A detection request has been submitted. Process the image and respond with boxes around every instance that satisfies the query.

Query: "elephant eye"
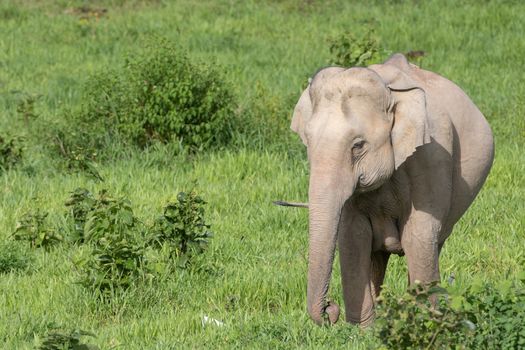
[352,140,366,158]
[352,140,366,150]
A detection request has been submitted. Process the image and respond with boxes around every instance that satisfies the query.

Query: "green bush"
[150,190,213,268]
[375,277,525,349]
[54,37,236,158]
[374,281,473,350]
[15,92,40,128]
[0,134,23,172]
[12,208,63,248]
[67,187,215,293]
[65,188,97,242]
[36,329,99,350]
[71,190,148,293]
[328,27,383,67]
[459,277,525,349]
[0,241,32,274]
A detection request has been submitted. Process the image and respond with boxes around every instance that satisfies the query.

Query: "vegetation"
[150,190,213,267]
[375,277,525,349]
[0,241,32,274]
[0,0,523,349]
[52,37,235,158]
[0,134,23,172]
[36,329,99,350]
[329,27,383,67]
[12,208,63,248]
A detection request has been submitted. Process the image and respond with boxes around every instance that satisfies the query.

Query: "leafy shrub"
[55,37,236,158]
[79,234,147,293]
[16,92,40,127]
[375,277,525,349]
[458,277,525,349]
[65,188,97,242]
[375,281,473,350]
[36,329,99,350]
[0,134,23,172]
[328,27,383,67]
[61,146,103,182]
[12,208,63,248]
[150,191,213,268]
[72,190,148,293]
[0,241,32,274]
[83,190,142,244]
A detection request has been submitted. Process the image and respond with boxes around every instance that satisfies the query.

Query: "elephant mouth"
[355,176,384,194]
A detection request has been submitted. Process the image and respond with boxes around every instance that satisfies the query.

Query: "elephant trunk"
[307,164,355,325]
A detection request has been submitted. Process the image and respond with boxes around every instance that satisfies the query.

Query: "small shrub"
[375,278,525,349]
[78,235,147,293]
[459,277,525,349]
[82,190,143,244]
[150,190,213,268]
[374,281,474,350]
[16,92,40,127]
[0,134,23,172]
[55,37,236,157]
[66,149,103,182]
[328,27,382,67]
[65,188,97,242]
[72,190,148,293]
[12,208,63,248]
[0,241,32,274]
[36,329,99,350]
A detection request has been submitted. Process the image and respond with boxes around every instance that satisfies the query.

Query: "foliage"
[15,92,40,127]
[55,37,236,157]
[83,190,142,244]
[328,27,383,67]
[0,241,32,274]
[150,190,213,268]
[374,281,474,350]
[59,145,103,182]
[12,208,63,248]
[65,188,97,242]
[0,134,23,172]
[458,276,525,349]
[36,329,99,350]
[375,278,525,349]
[72,190,148,293]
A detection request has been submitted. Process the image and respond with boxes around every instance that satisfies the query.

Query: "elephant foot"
[346,308,375,328]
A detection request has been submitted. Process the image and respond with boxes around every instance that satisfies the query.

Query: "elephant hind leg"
[370,251,390,302]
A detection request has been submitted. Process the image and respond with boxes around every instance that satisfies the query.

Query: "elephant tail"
[273,200,309,208]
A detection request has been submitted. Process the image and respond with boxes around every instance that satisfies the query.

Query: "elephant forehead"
[312,69,388,108]
[342,93,389,126]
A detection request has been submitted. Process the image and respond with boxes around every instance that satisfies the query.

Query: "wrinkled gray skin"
[291,54,494,326]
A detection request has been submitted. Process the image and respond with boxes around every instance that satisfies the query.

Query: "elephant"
[290,53,494,326]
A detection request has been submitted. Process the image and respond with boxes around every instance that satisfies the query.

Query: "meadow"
[0,0,524,348]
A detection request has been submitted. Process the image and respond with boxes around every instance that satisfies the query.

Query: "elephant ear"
[370,56,431,169]
[291,85,312,146]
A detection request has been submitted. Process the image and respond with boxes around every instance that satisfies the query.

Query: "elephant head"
[291,54,430,325]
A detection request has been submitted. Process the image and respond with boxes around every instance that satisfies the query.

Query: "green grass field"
[1,0,524,348]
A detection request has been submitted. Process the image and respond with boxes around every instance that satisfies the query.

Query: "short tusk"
[273,200,309,208]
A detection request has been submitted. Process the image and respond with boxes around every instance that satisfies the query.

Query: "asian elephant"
[290,54,494,326]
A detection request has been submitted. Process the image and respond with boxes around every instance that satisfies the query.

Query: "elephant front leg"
[338,207,375,326]
[402,213,441,285]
